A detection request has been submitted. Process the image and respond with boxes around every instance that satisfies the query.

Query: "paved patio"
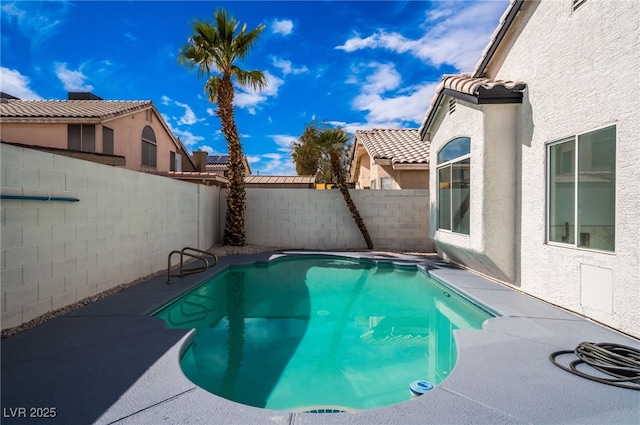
[1,251,639,424]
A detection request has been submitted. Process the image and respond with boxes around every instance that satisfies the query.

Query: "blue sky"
[1,0,508,175]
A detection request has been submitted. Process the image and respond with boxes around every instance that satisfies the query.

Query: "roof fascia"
[392,163,429,170]
[473,0,525,77]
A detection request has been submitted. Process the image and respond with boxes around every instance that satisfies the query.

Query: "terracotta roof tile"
[419,74,526,137]
[245,175,315,185]
[354,129,430,165]
[0,99,152,120]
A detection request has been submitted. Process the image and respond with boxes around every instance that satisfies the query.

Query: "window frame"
[68,124,96,153]
[102,126,114,155]
[545,124,616,253]
[141,125,157,168]
[381,177,394,190]
[436,137,471,235]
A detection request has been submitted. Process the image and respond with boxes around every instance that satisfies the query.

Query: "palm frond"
[231,67,268,91]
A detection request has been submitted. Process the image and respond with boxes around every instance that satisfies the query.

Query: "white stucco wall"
[428,100,518,282]
[490,0,640,337]
[1,143,220,330]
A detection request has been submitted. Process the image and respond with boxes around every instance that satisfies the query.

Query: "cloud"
[270,134,297,153]
[272,19,293,36]
[55,63,94,92]
[335,0,506,71]
[161,95,171,105]
[346,62,438,127]
[1,1,70,51]
[171,127,205,148]
[175,101,200,125]
[271,57,308,76]
[234,71,283,114]
[250,153,296,176]
[0,67,42,100]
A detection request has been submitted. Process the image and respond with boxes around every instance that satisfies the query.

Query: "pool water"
[152,255,493,412]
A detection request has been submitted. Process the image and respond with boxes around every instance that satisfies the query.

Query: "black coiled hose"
[549,341,640,390]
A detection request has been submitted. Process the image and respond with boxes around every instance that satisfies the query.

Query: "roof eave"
[392,163,429,170]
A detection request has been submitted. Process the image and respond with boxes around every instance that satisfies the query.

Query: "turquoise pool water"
[152,255,493,412]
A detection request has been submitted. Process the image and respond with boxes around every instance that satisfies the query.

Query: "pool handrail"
[167,247,218,284]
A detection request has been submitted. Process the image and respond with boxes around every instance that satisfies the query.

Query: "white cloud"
[54,63,94,92]
[271,57,308,76]
[346,62,439,127]
[270,134,297,153]
[175,101,200,125]
[0,67,42,99]
[234,71,283,114]
[198,145,224,155]
[1,1,69,49]
[206,108,215,116]
[250,153,296,176]
[171,128,205,148]
[272,19,293,36]
[335,0,507,71]
[161,95,171,105]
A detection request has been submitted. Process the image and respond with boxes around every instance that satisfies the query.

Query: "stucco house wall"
[424,0,639,338]
[488,0,640,337]
[0,102,195,174]
[429,101,517,282]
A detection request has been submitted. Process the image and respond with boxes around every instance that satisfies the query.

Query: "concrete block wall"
[239,188,432,252]
[1,143,220,329]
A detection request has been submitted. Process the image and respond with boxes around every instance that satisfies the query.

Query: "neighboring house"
[0,92,196,174]
[420,0,639,338]
[350,129,430,189]
[206,154,251,177]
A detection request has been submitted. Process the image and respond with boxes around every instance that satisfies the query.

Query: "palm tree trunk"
[218,75,246,246]
[330,150,374,249]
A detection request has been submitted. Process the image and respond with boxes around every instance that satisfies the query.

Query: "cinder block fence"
[1,143,431,330]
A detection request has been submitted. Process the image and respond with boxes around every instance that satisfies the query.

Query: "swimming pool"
[152,254,494,412]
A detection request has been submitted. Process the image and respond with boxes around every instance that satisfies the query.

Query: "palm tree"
[296,123,374,249]
[178,9,267,246]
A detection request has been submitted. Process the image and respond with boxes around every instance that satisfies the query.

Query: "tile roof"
[354,129,430,166]
[0,99,152,120]
[441,74,526,97]
[245,175,315,185]
[419,74,526,138]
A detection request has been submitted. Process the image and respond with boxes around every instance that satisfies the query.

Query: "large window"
[141,125,157,167]
[68,124,95,152]
[437,137,471,234]
[547,125,615,252]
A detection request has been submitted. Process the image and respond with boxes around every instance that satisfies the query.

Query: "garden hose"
[549,341,640,390]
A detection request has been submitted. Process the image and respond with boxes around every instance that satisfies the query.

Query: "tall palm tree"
[297,123,374,249]
[179,9,267,246]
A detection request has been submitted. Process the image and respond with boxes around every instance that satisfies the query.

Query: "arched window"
[141,125,157,167]
[437,137,471,234]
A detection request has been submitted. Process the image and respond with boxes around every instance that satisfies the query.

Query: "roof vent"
[448,99,456,114]
[68,92,103,100]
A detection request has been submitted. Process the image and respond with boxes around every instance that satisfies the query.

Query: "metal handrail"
[167,247,218,284]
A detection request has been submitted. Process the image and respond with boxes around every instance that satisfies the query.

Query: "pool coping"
[1,251,639,425]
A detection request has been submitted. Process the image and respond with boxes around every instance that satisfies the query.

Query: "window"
[68,124,95,152]
[170,152,182,172]
[381,177,394,190]
[547,125,615,252]
[437,137,471,234]
[371,179,377,190]
[141,125,157,167]
[103,127,114,155]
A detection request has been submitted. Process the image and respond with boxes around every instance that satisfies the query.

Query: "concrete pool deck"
[1,251,639,425]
